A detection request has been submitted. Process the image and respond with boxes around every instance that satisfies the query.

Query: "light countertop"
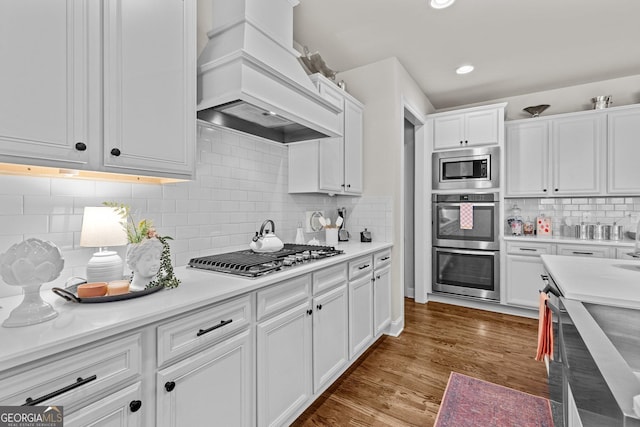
[504,235,635,247]
[0,241,392,372]
[541,255,640,309]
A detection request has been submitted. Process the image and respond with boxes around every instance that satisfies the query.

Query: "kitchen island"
[541,254,640,426]
[0,241,392,427]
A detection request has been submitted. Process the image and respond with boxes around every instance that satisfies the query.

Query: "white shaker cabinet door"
[313,284,349,393]
[433,114,466,149]
[348,274,374,359]
[103,0,196,177]
[373,265,392,336]
[505,121,549,196]
[550,114,604,196]
[257,302,312,427]
[608,107,640,194]
[465,108,499,146]
[156,330,254,427]
[0,0,91,165]
[505,255,547,309]
[343,98,364,194]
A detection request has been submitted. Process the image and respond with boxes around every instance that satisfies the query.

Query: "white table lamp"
[80,207,128,283]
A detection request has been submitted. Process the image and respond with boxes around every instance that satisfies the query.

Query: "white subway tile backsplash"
[0,215,48,235]
[0,196,22,214]
[0,123,392,298]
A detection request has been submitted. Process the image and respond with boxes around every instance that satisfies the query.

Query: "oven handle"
[433,247,498,256]
[540,274,562,298]
[433,202,498,208]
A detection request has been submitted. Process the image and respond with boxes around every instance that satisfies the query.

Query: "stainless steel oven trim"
[432,196,500,251]
[432,246,500,302]
[432,146,500,190]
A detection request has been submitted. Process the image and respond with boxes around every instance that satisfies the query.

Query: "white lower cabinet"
[156,330,253,427]
[257,301,312,427]
[0,247,393,427]
[349,274,374,359]
[312,284,349,393]
[373,264,392,336]
[64,382,143,427]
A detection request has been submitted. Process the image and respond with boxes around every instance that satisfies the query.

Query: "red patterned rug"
[434,372,554,427]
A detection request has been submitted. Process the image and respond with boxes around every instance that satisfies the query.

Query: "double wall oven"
[432,192,500,302]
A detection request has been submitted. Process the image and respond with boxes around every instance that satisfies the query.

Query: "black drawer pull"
[519,248,538,252]
[75,142,87,151]
[165,381,176,392]
[110,148,121,156]
[571,251,594,256]
[380,256,390,261]
[129,400,142,413]
[197,319,233,337]
[22,375,97,406]
[358,264,370,270]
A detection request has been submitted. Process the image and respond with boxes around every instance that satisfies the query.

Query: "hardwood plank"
[293,300,549,426]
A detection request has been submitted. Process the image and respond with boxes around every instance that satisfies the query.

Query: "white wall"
[438,74,640,121]
[336,57,433,324]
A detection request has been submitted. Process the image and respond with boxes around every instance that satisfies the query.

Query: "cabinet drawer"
[0,334,141,409]
[615,247,637,260]
[348,255,373,280]
[313,263,347,295]
[257,274,311,321]
[157,295,251,367]
[506,241,554,256]
[373,249,392,269]
[556,244,612,258]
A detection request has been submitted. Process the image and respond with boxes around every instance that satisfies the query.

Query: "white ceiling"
[293,0,640,110]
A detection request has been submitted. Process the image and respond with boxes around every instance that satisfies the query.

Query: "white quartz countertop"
[0,241,392,371]
[541,254,640,309]
[504,235,635,247]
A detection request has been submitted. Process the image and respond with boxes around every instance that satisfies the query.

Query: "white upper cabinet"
[288,74,363,195]
[505,121,549,197]
[103,0,196,177]
[607,106,640,195]
[0,0,90,166]
[506,113,605,196]
[0,0,196,180]
[431,103,506,150]
[550,114,604,195]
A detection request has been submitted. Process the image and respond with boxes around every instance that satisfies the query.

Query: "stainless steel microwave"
[432,146,500,190]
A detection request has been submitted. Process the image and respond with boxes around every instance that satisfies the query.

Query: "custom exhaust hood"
[197,0,342,143]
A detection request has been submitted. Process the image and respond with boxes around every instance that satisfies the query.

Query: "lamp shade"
[80,207,128,248]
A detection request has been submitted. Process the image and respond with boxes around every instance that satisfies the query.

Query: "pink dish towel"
[535,292,554,362]
[459,203,474,229]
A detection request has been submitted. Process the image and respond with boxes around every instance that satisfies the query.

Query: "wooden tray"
[52,282,164,303]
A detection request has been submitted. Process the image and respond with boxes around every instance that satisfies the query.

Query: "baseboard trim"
[385,315,404,337]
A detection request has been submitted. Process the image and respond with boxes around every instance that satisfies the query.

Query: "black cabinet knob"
[465,140,468,144]
[459,141,463,145]
[306,309,313,315]
[554,188,559,192]
[129,400,142,413]
[543,189,547,192]
[347,184,351,188]
[75,142,87,151]
[165,381,176,392]
[316,304,322,310]
[110,148,121,157]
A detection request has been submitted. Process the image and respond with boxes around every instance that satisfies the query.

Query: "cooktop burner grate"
[188,243,343,277]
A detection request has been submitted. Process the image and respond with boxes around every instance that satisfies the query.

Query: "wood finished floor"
[292,299,549,426]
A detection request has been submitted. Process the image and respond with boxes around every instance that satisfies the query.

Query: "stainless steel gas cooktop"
[187,244,343,278]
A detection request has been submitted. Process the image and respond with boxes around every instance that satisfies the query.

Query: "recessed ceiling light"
[430,0,455,9]
[456,65,474,75]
